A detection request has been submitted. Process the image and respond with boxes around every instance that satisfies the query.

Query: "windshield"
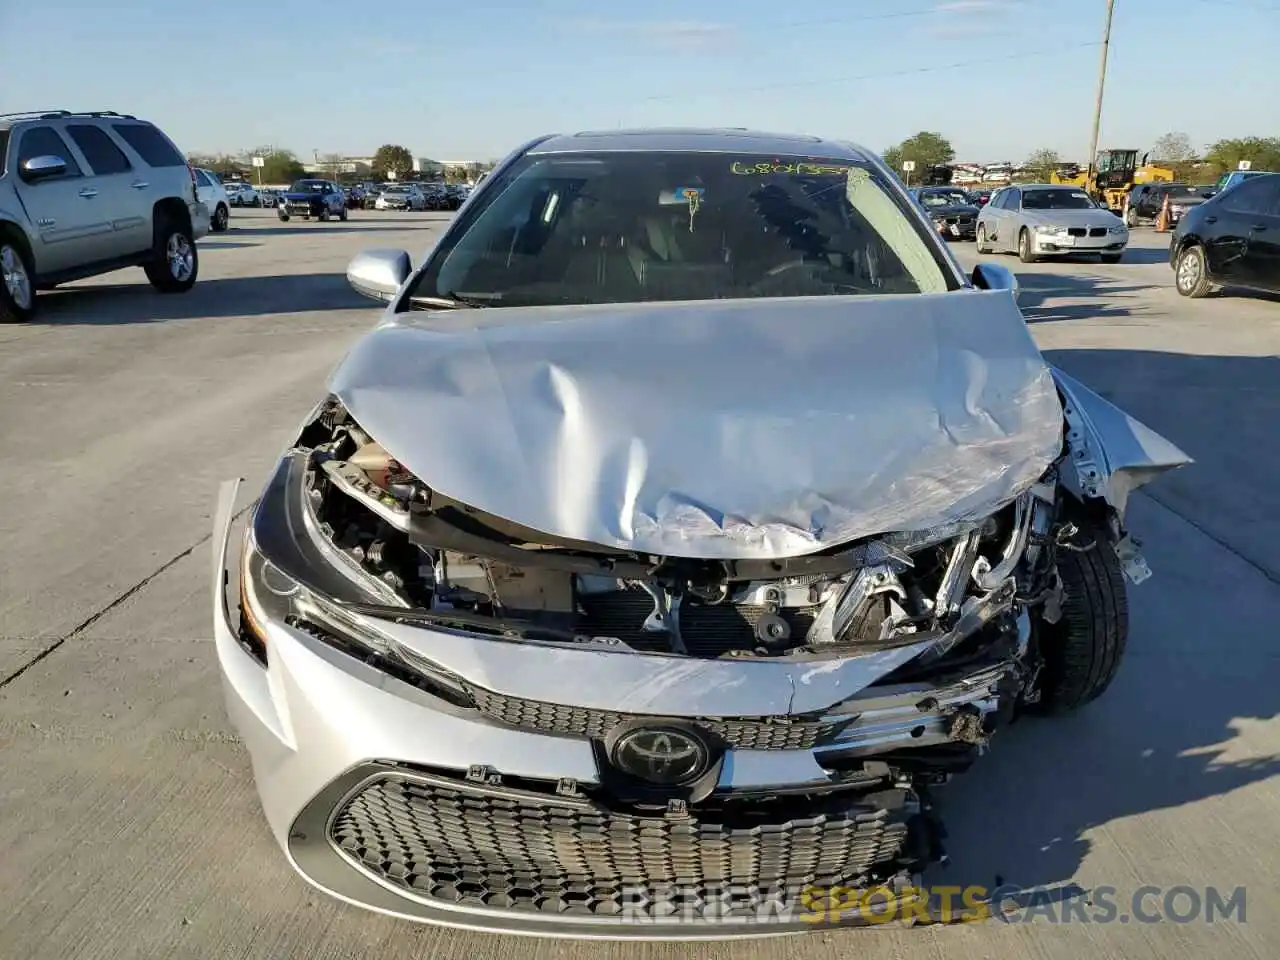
[919,190,969,207]
[291,180,328,192]
[1022,189,1096,210]
[409,151,953,307]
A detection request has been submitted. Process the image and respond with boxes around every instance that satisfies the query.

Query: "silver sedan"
[976,183,1130,263]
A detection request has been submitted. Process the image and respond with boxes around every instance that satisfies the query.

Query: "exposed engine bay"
[291,398,1124,682]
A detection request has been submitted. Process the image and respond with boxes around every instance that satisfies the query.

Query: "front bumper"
[931,218,976,240]
[212,471,1019,938]
[1031,230,1126,255]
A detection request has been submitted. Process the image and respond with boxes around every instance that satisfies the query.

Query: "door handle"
[1204,215,1217,224]
[1251,224,1268,231]
[78,188,98,199]
[130,181,150,190]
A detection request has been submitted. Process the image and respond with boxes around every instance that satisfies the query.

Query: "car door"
[63,122,152,258]
[1204,178,1273,284]
[995,188,1020,251]
[11,125,104,276]
[1238,176,1280,292]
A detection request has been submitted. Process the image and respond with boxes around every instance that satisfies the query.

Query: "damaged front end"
[218,383,1186,935]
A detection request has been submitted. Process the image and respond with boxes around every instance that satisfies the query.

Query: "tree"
[1202,136,1280,178]
[882,131,956,178]
[1024,148,1061,182]
[1150,131,1200,179]
[259,150,305,184]
[372,144,414,179]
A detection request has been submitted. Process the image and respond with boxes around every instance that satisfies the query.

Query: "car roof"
[527,127,875,163]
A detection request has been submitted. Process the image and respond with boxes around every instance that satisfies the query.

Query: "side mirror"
[346,249,412,302]
[21,155,68,182]
[971,263,1020,303]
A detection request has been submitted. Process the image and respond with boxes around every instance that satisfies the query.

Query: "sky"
[1,0,1277,165]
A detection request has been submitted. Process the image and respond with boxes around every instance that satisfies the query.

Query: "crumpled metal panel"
[1050,368,1192,517]
[330,290,1063,560]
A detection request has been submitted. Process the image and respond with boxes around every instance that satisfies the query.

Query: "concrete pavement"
[1,213,1276,959]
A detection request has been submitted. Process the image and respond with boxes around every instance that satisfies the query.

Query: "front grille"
[463,684,843,750]
[1067,227,1087,237]
[1088,227,1107,237]
[578,590,817,658]
[330,770,913,920]
[944,216,973,226]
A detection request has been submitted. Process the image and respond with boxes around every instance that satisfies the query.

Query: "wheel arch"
[0,217,38,274]
[151,198,194,248]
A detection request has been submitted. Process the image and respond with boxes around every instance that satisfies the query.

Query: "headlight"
[1034,224,1067,234]
[1108,225,1127,235]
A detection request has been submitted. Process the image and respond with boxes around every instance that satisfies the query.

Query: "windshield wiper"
[407,291,499,310]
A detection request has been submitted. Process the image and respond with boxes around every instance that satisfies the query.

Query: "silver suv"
[0,110,210,323]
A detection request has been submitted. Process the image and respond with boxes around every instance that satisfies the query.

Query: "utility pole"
[1086,0,1116,179]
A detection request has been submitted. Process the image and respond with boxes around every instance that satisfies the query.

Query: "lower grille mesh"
[331,771,913,920]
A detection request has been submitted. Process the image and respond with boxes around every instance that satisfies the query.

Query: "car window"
[1221,176,1280,214]
[198,169,217,187]
[66,124,132,175]
[111,123,185,167]
[16,126,82,177]
[999,190,1019,210]
[411,151,955,308]
[0,130,9,176]
[1022,189,1095,210]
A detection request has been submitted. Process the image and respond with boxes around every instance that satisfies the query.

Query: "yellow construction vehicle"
[1050,149,1175,210]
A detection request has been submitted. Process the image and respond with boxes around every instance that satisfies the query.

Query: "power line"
[640,41,1102,103]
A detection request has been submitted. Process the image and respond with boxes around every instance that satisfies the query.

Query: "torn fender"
[1051,368,1192,518]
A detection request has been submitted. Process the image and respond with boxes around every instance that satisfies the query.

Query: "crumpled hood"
[329,290,1064,560]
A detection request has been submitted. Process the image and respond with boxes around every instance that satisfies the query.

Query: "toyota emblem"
[611,727,709,785]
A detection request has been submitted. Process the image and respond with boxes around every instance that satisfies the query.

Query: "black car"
[911,186,980,240]
[1126,182,1214,227]
[278,179,348,222]
[1171,173,1280,298]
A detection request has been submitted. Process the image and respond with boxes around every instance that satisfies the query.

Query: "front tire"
[278,211,290,222]
[339,206,348,221]
[1175,243,1213,298]
[212,203,229,233]
[319,207,330,222]
[1125,207,1138,227]
[1018,228,1038,263]
[0,236,37,323]
[143,219,198,293]
[975,223,991,254]
[1030,522,1129,714]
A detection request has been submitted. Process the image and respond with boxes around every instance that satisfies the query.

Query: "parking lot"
[1,208,1278,960]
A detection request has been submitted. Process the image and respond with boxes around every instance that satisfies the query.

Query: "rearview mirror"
[21,155,68,182]
[347,249,412,302]
[971,263,1020,304]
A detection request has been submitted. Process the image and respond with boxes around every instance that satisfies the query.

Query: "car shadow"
[1115,245,1174,265]
[33,272,373,324]
[926,349,1280,908]
[198,240,262,250]
[1014,271,1153,322]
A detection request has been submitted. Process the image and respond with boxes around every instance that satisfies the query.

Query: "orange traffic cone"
[1154,194,1171,233]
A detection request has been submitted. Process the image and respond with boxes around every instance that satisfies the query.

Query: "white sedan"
[976,184,1129,263]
